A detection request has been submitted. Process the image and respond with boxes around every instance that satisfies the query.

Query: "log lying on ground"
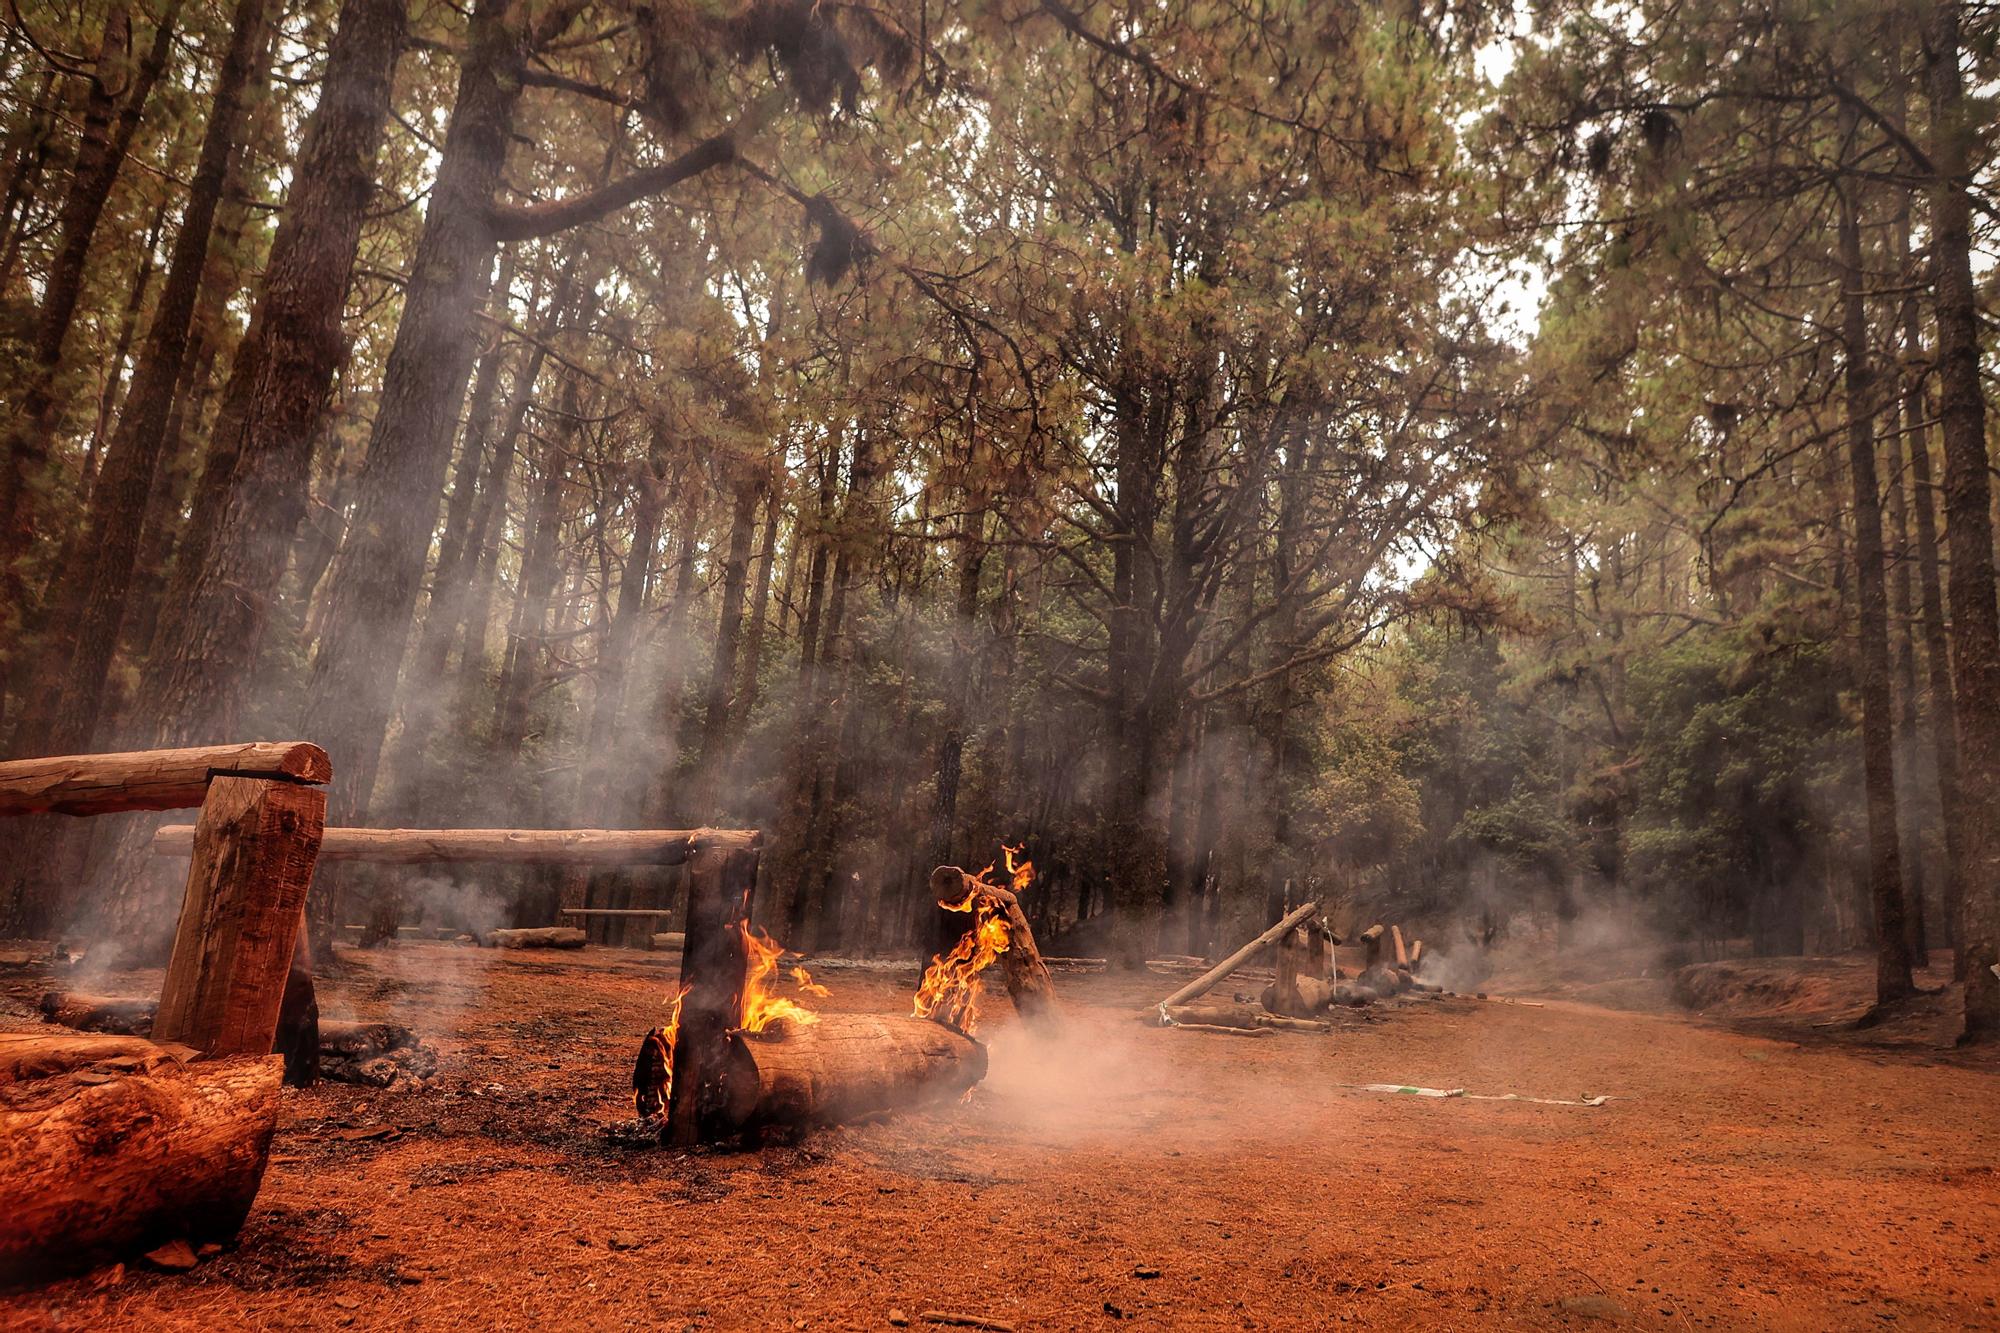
[931,866,1063,1035]
[40,991,157,1034]
[0,1034,281,1278]
[482,926,586,949]
[712,1014,986,1134]
[1155,900,1322,1018]
[0,741,330,817]
[155,824,759,865]
[649,932,686,952]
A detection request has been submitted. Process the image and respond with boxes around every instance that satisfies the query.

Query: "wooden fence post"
[154,777,325,1057]
[667,837,759,1146]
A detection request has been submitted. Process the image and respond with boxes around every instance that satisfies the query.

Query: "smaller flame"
[636,982,689,1120]
[737,923,823,1034]
[914,844,1030,1035]
[790,965,831,998]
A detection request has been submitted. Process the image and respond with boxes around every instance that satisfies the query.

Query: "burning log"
[1155,901,1322,1018]
[482,926,586,949]
[715,1014,986,1133]
[1391,926,1409,968]
[0,1034,281,1278]
[929,861,1062,1035]
[39,991,157,1034]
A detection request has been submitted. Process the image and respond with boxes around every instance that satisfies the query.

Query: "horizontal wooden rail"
[0,742,330,816]
[153,825,759,865]
[559,908,676,917]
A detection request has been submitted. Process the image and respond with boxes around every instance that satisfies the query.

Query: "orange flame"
[913,844,1031,1035]
[637,982,689,1119]
[736,923,823,1034]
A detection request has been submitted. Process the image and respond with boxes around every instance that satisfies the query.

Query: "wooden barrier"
[0,742,330,817]
[153,824,757,865]
[0,744,328,1063]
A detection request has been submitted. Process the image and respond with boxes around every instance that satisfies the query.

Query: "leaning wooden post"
[1154,900,1322,1020]
[667,832,759,1146]
[153,776,326,1058]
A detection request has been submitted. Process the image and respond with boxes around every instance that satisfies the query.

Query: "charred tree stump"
[0,1034,282,1278]
[930,865,1063,1035]
[154,775,324,1058]
[718,1014,986,1133]
[667,837,759,1146]
[273,913,318,1087]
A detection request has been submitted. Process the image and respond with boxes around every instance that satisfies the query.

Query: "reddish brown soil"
[3,944,1997,1330]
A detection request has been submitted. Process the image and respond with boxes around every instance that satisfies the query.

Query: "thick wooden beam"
[0,741,330,816]
[152,824,759,865]
[153,777,324,1058]
[667,841,758,1146]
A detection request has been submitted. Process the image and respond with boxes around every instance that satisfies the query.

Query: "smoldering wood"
[0,740,330,816]
[154,823,760,864]
[1359,924,1386,968]
[930,865,1063,1035]
[39,991,156,1033]
[481,926,585,949]
[1155,900,1322,1017]
[318,1019,435,1086]
[716,1014,987,1133]
[153,775,324,1059]
[1392,925,1409,968]
[0,1035,281,1278]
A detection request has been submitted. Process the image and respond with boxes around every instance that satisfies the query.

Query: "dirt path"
[5,947,1996,1330]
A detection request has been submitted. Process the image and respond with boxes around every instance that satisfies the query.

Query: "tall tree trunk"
[27,0,272,762]
[68,0,408,948]
[1835,139,1915,1005]
[81,201,169,495]
[0,0,183,707]
[1928,0,2000,1038]
[693,471,761,815]
[1903,273,1965,964]
[299,0,526,944]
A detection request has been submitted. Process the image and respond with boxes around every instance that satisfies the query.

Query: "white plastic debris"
[1348,1083,1612,1107]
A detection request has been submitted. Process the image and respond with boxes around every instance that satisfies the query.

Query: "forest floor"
[3,942,1997,1331]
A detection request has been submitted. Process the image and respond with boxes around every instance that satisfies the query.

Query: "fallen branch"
[1156,901,1321,1018]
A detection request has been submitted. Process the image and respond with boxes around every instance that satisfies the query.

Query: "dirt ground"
[3,943,1997,1331]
